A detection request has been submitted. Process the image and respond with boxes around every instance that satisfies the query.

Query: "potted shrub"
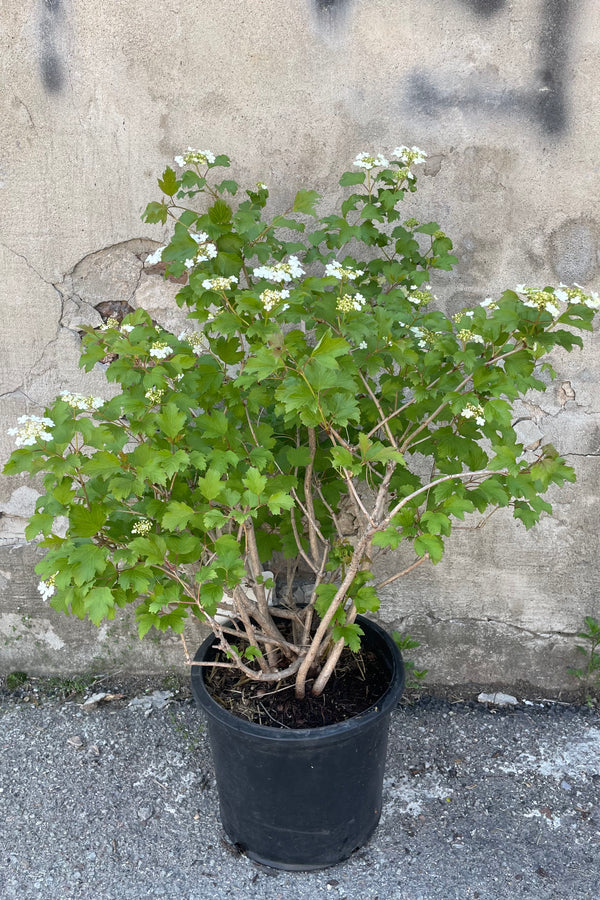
[4,146,599,869]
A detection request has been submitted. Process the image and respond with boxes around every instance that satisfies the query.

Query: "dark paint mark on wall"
[40,0,65,94]
[406,0,573,135]
[456,0,506,16]
[312,0,574,136]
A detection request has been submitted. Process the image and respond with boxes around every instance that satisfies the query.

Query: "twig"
[375,554,430,589]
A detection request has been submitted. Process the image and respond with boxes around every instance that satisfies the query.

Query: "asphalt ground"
[1,682,599,900]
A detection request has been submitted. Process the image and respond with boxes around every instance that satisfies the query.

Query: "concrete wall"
[1,0,599,689]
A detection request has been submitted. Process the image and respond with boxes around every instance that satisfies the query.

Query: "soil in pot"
[205,643,392,728]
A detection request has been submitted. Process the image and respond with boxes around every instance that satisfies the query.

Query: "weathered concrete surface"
[1,1,600,685]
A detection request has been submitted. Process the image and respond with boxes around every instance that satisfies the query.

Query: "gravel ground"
[1,687,599,900]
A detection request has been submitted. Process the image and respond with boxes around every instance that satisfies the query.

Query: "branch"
[383,468,508,528]
[375,554,430,589]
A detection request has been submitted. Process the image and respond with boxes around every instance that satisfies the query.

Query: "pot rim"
[190,614,405,742]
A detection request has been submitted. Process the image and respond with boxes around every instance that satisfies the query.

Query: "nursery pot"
[190,615,405,870]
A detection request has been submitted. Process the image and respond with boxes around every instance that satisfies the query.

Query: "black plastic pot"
[190,615,405,870]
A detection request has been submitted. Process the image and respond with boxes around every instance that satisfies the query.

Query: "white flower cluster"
[353,152,389,171]
[98,319,135,334]
[201,276,238,291]
[406,284,435,306]
[60,391,104,411]
[325,260,365,281]
[38,573,57,602]
[178,330,207,355]
[253,256,304,284]
[515,286,560,317]
[132,518,153,536]
[358,340,368,350]
[259,289,290,313]
[185,232,218,269]
[337,293,366,313]
[393,146,427,166]
[461,402,485,427]
[554,284,600,309]
[146,246,165,266]
[457,329,485,345]
[144,387,165,404]
[174,148,216,167]
[8,415,54,447]
[410,326,428,349]
[149,341,172,359]
[480,297,498,310]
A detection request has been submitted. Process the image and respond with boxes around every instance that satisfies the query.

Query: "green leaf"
[197,469,223,501]
[158,167,179,197]
[266,491,295,514]
[420,511,452,535]
[286,446,312,467]
[84,587,115,626]
[208,199,232,224]
[162,501,195,531]
[156,404,187,440]
[332,623,364,652]
[372,527,401,550]
[330,446,356,470]
[314,583,339,618]
[414,533,444,564]
[293,189,321,216]
[198,581,223,617]
[339,172,366,186]
[69,504,108,538]
[242,468,267,496]
[25,513,55,540]
[142,201,168,225]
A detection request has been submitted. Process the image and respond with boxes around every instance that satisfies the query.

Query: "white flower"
[409,325,436,349]
[253,256,304,284]
[406,286,435,307]
[358,341,368,350]
[174,148,216,167]
[37,573,57,602]
[557,284,600,310]
[99,317,120,331]
[325,260,365,281]
[462,402,485,426]
[201,276,238,291]
[59,392,104,411]
[183,232,219,269]
[457,329,485,345]
[149,341,172,359]
[132,519,153,536]
[256,182,268,190]
[337,293,366,313]
[144,387,165,404]
[145,247,165,266]
[480,297,498,310]
[178,330,207,355]
[259,289,290,313]
[120,323,135,334]
[8,415,54,447]
[517,286,561,316]
[353,152,389,171]
[392,146,427,166]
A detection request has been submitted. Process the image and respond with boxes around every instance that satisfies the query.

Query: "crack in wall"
[398,611,584,641]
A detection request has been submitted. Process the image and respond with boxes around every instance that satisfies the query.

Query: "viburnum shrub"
[5,146,599,699]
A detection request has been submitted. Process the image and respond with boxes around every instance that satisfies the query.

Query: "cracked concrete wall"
[1,0,600,688]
